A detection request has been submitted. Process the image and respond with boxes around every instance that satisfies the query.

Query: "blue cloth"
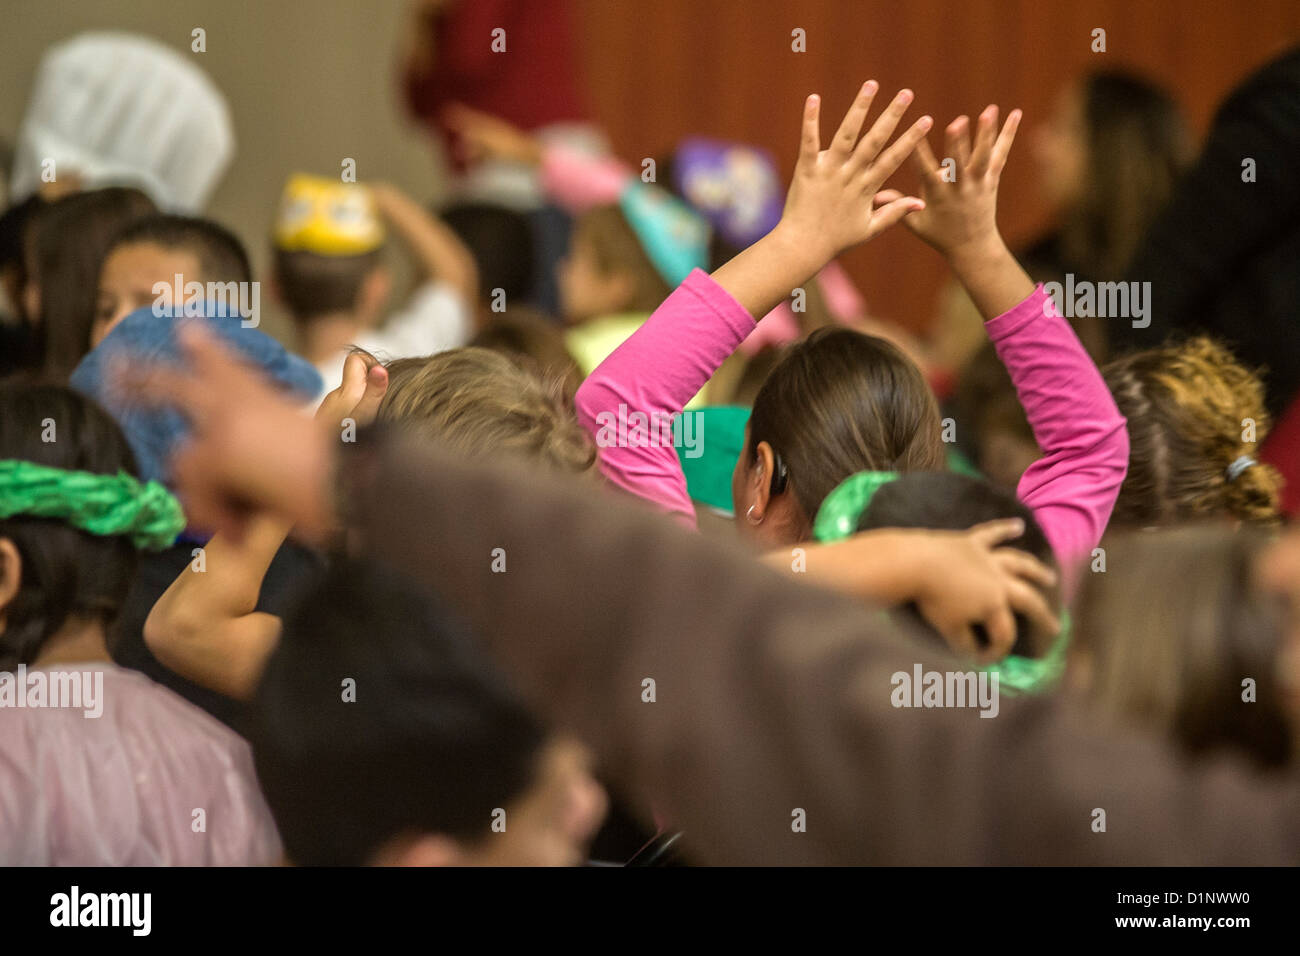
[70,303,321,486]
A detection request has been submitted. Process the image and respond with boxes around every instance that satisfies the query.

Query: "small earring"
[746,504,764,525]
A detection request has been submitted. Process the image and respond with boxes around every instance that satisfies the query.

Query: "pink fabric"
[539,142,629,212]
[576,269,755,527]
[0,663,281,865]
[741,262,868,355]
[987,285,1129,576]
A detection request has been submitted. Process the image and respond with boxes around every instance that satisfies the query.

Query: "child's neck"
[297,311,365,366]
[31,616,112,667]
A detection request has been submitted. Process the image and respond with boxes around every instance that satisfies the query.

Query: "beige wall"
[0,0,444,341]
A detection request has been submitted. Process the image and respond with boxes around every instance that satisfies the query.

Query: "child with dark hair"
[251,555,606,865]
[808,469,1064,679]
[23,187,158,378]
[0,195,45,377]
[577,86,1127,595]
[441,200,537,309]
[93,212,253,346]
[270,175,477,397]
[0,382,279,864]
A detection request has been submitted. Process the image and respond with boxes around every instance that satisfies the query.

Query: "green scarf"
[0,460,185,551]
[813,468,1068,695]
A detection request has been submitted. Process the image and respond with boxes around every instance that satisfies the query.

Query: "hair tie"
[1226,455,1256,482]
[0,460,185,551]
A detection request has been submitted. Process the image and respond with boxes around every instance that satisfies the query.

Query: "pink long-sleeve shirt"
[576,271,1128,574]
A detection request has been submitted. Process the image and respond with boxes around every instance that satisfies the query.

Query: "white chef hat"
[9,31,235,212]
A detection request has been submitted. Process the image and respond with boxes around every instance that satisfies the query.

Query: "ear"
[356,265,392,324]
[266,270,283,306]
[747,441,778,520]
[0,538,23,633]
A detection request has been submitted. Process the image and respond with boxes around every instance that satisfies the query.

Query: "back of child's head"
[747,327,946,524]
[570,205,671,316]
[251,555,547,865]
[856,471,1057,657]
[271,173,386,324]
[26,187,157,377]
[376,347,596,475]
[1104,337,1281,527]
[106,213,252,284]
[469,306,582,400]
[0,382,141,668]
[1074,525,1291,769]
[442,201,535,306]
[272,247,383,322]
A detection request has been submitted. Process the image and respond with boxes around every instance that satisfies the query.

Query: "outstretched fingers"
[945,115,972,172]
[850,88,915,171]
[988,108,1023,178]
[968,105,1000,178]
[862,114,933,190]
[797,94,823,170]
[830,81,880,159]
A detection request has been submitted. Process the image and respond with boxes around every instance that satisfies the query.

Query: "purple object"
[672,138,784,249]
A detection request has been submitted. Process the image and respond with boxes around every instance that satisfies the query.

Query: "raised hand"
[713,82,932,318]
[778,82,933,265]
[876,105,1021,262]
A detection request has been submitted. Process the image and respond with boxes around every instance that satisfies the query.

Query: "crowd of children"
[2,22,1299,867]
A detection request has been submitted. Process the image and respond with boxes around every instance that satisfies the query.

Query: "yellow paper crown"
[273,173,385,256]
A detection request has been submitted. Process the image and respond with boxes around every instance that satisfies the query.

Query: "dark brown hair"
[28,187,157,378]
[1063,71,1193,281]
[747,328,946,525]
[0,382,140,668]
[1104,337,1280,527]
[272,247,383,322]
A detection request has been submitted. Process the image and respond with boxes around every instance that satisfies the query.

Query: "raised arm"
[369,182,478,310]
[885,107,1128,572]
[143,354,388,698]
[578,82,932,519]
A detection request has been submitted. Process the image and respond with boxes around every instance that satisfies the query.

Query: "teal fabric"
[618,180,710,287]
[675,405,750,514]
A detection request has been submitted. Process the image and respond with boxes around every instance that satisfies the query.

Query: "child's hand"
[876,105,1021,264]
[775,82,933,268]
[442,103,544,166]
[317,351,389,429]
[913,519,1059,664]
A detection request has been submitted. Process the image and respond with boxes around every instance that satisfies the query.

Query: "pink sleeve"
[986,285,1129,577]
[815,261,867,324]
[539,143,633,212]
[576,269,756,526]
